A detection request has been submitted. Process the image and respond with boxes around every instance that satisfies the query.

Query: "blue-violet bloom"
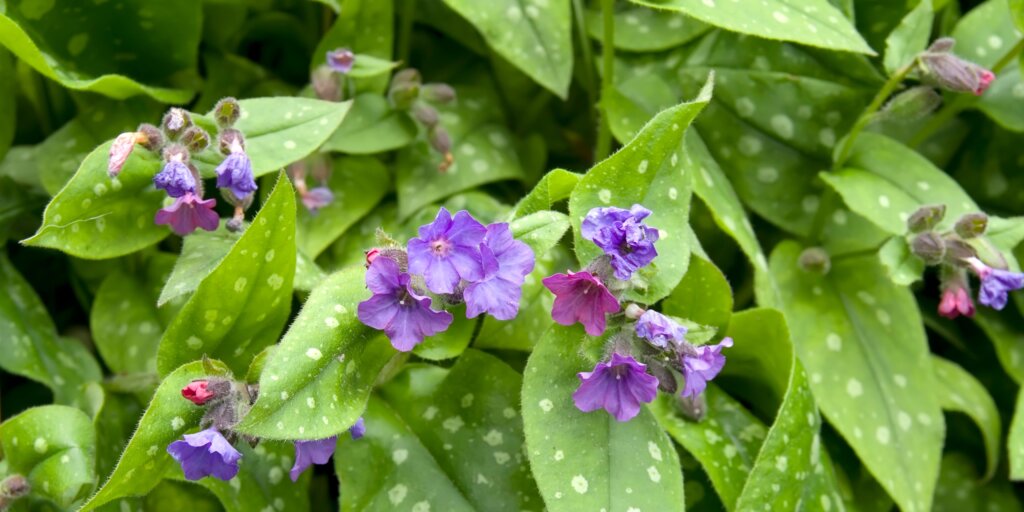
[581,205,660,280]
[327,48,356,74]
[357,256,453,351]
[216,141,257,200]
[349,417,366,440]
[407,207,486,294]
[542,270,620,336]
[154,160,196,198]
[167,428,241,481]
[289,418,365,481]
[680,338,733,398]
[302,186,334,213]
[967,257,1024,310]
[635,310,687,349]
[464,223,535,320]
[573,353,659,422]
[155,193,219,235]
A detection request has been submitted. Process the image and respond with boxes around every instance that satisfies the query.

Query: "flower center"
[430,238,451,256]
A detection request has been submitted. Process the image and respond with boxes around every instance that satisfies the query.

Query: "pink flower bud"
[108,132,140,178]
[365,248,381,266]
[182,380,215,405]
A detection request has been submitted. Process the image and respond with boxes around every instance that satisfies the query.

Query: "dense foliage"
[1,0,1023,510]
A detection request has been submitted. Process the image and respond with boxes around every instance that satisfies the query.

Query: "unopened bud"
[422,83,456,104]
[677,393,707,422]
[162,143,190,163]
[907,204,946,233]
[878,86,942,123]
[366,248,381,266]
[182,380,215,405]
[954,212,988,239]
[412,102,440,127]
[180,126,210,153]
[911,232,946,265]
[648,361,677,394]
[162,107,193,140]
[429,125,452,154]
[918,38,995,96]
[214,97,241,128]
[311,65,340,101]
[388,69,422,110]
[107,132,140,178]
[944,238,978,263]
[218,129,245,156]
[226,217,245,233]
[798,247,831,274]
[0,475,30,498]
[624,303,646,320]
[326,48,356,74]
[136,123,164,152]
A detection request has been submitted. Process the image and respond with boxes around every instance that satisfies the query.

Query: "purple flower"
[464,223,535,320]
[542,271,620,336]
[327,48,356,74]
[155,193,220,235]
[216,150,257,200]
[349,417,366,440]
[154,160,196,198]
[167,428,241,481]
[967,257,1024,310]
[680,338,733,398]
[289,437,336,482]
[635,310,687,349]
[358,256,453,351]
[407,208,486,294]
[301,187,334,213]
[573,353,659,422]
[581,205,660,280]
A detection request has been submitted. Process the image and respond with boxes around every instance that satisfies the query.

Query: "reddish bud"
[182,380,215,405]
[366,248,381,266]
[938,287,975,319]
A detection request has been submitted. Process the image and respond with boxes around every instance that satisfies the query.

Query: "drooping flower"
[680,338,733,398]
[182,380,215,405]
[301,187,334,212]
[357,256,453,351]
[965,257,1024,310]
[327,48,355,74]
[108,132,140,178]
[542,271,620,336]
[215,149,257,200]
[289,417,365,481]
[349,417,366,440]
[464,223,535,320]
[167,428,242,481]
[407,208,486,294]
[573,353,659,422]
[153,160,197,198]
[635,310,687,349]
[938,286,975,319]
[155,193,220,235]
[918,38,996,96]
[581,205,660,280]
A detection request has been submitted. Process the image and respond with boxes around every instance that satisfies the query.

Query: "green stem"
[910,38,1024,147]
[572,0,598,127]
[593,0,615,161]
[832,63,914,170]
[398,0,417,64]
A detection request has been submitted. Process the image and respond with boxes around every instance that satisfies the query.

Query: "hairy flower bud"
[677,393,707,422]
[311,65,340,101]
[182,380,215,405]
[422,83,456,104]
[911,232,946,265]
[162,143,190,164]
[907,204,946,233]
[647,360,678,394]
[108,132,141,178]
[218,129,246,156]
[918,38,995,96]
[798,247,831,274]
[944,238,978,263]
[954,212,988,239]
[162,107,193,140]
[0,475,30,498]
[136,123,164,152]
[214,97,241,128]
[388,69,422,110]
[365,248,381,266]
[412,102,440,127]
[429,125,452,154]
[181,126,211,153]
[878,86,942,123]
[226,217,245,233]
[624,303,646,320]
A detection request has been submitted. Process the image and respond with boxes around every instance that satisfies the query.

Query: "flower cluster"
[388,68,458,171]
[106,98,258,236]
[903,205,1024,318]
[167,378,364,482]
[357,207,535,351]
[543,205,731,422]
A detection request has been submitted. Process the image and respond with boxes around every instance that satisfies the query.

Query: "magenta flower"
[327,48,356,74]
[581,205,660,280]
[464,223,535,320]
[357,256,453,351]
[542,270,620,336]
[289,417,365,481]
[573,353,659,422]
[301,187,334,213]
[635,310,687,349]
[155,193,220,235]
[153,160,196,198]
[407,208,486,294]
[938,286,975,319]
[167,428,241,481]
[680,338,733,398]
[215,149,256,200]
[966,257,1024,310]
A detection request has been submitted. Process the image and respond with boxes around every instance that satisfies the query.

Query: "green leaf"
[507,210,571,256]
[0,405,96,508]
[509,169,581,220]
[442,0,573,98]
[522,325,685,511]
[321,94,417,154]
[0,253,102,405]
[346,54,400,79]
[934,452,1024,511]
[234,266,395,440]
[878,236,925,286]
[396,85,525,218]
[974,309,1024,384]
[883,0,933,75]
[21,141,170,259]
[770,240,944,512]
[312,0,394,95]
[977,63,1024,133]
[0,3,198,102]
[931,356,1001,480]
[79,362,215,511]
[185,442,311,512]
[92,391,144,480]
[629,0,874,54]
[585,5,710,52]
[0,48,14,161]
[297,156,390,258]
[951,0,1023,70]
[156,175,297,376]
[662,255,732,334]
[569,77,712,304]
[1010,389,1024,480]
[412,308,475,361]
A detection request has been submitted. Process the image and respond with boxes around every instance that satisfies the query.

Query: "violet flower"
[327,48,356,74]
[357,256,453,351]
[581,205,660,280]
[155,193,220,235]
[573,353,659,422]
[680,338,733,398]
[407,207,486,294]
[167,428,241,481]
[542,270,620,336]
[301,187,334,213]
[289,417,366,481]
[349,417,366,440]
[464,223,535,320]
[215,143,257,200]
[967,257,1024,310]
[635,310,687,349]
[153,160,196,198]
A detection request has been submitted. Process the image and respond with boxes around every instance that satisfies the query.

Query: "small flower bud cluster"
[356,207,536,352]
[0,474,30,509]
[917,38,995,96]
[288,157,336,214]
[901,204,1023,318]
[310,48,356,102]
[106,99,257,237]
[168,377,365,483]
[387,68,458,172]
[540,205,731,422]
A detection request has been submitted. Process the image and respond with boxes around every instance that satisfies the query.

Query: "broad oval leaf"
[663,255,732,334]
[932,355,1001,480]
[522,325,685,511]
[1010,389,1024,480]
[883,0,933,75]
[585,5,711,52]
[156,175,297,376]
[297,155,390,258]
[322,94,417,154]
[878,236,925,286]
[510,169,581,220]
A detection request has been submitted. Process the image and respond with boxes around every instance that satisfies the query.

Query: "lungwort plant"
[1,0,1024,510]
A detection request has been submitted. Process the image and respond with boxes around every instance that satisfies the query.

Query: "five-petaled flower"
[357,256,453,351]
[407,207,486,294]
[542,270,620,336]
[155,193,220,235]
[573,353,659,422]
[167,428,242,481]
[680,338,733,398]
[582,205,660,280]
[464,223,535,320]
[635,310,687,349]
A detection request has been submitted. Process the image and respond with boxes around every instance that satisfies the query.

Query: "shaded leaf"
[878,236,925,286]
[322,94,416,154]
[297,156,390,258]
[883,0,933,75]
[932,356,1001,480]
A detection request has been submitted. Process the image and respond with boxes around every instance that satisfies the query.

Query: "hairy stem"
[832,63,914,170]
[593,0,615,161]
